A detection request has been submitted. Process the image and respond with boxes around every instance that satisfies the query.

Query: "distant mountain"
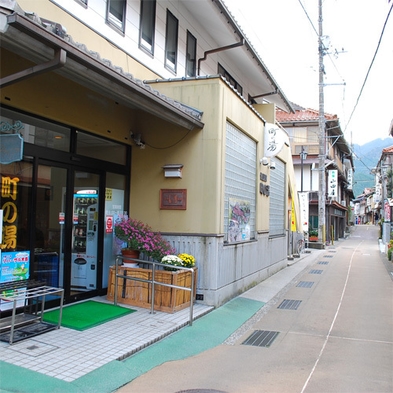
[352,138,393,197]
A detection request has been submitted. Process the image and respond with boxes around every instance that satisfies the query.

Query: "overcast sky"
[223,0,393,146]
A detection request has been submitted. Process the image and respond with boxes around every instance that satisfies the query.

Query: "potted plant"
[308,229,318,242]
[161,253,196,271]
[114,217,174,266]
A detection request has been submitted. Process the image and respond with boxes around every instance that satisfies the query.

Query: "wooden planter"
[107,266,197,313]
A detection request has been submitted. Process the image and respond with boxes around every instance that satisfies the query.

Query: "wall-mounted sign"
[160,189,187,210]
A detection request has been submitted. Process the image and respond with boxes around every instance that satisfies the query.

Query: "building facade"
[0,0,301,308]
[276,105,355,245]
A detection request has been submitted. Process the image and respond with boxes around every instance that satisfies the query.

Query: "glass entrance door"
[33,165,101,299]
[33,165,67,290]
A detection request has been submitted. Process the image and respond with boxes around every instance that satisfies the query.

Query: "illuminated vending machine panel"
[71,191,98,291]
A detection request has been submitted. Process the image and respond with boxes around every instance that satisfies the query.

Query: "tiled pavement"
[0,298,212,382]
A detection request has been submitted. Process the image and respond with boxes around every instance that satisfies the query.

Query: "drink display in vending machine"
[71,190,98,291]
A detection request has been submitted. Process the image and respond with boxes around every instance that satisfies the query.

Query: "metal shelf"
[0,285,64,344]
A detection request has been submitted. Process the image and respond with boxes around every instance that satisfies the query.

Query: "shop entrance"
[1,107,130,308]
[32,164,104,302]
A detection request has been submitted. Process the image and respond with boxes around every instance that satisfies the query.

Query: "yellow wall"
[16,0,158,81]
[131,78,278,234]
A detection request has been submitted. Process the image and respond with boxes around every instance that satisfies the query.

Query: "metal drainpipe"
[0,48,67,88]
[197,39,244,76]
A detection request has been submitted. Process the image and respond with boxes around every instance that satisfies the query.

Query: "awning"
[0,4,204,131]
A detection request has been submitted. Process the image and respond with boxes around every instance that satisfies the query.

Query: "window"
[269,159,286,236]
[186,31,197,77]
[165,10,178,72]
[224,122,256,243]
[139,0,156,54]
[107,0,126,32]
[218,64,243,95]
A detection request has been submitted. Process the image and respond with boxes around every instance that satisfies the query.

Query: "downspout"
[0,48,67,88]
[197,39,244,76]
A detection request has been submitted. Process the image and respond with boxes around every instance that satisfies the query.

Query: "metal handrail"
[113,256,195,326]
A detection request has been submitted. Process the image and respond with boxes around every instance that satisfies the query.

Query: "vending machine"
[71,190,98,291]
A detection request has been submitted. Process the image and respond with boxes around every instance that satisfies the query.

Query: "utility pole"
[318,0,326,245]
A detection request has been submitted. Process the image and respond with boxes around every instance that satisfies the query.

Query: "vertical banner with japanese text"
[298,192,309,233]
[328,170,338,198]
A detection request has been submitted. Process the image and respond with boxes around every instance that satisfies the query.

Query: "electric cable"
[344,2,393,133]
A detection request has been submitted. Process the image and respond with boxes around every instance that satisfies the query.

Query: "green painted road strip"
[0,297,264,393]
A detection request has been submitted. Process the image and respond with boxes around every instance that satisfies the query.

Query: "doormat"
[43,301,136,331]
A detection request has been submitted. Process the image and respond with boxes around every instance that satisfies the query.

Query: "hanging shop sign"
[264,123,286,157]
[328,170,338,198]
[0,121,24,164]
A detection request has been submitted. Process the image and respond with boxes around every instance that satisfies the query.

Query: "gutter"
[1,11,204,130]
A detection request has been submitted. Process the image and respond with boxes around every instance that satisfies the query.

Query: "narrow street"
[119,225,393,393]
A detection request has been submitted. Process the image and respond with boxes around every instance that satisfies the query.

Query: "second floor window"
[186,31,197,77]
[107,0,126,32]
[139,0,156,54]
[165,10,178,73]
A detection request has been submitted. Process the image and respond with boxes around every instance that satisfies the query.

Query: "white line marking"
[300,242,361,393]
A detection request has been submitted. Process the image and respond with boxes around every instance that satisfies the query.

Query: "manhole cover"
[277,299,302,310]
[242,330,279,348]
[297,281,314,288]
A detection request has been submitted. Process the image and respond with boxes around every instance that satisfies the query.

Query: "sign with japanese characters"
[264,123,286,157]
[328,170,338,198]
[298,192,309,233]
[1,175,19,250]
[347,168,353,190]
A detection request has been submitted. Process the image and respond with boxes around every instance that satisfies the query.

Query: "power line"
[344,2,393,133]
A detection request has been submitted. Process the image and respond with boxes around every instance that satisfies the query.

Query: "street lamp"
[300,146,308,192]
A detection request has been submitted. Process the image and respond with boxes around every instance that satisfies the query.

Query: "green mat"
[43,300,135,331]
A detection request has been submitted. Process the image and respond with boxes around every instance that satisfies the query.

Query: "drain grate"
[318,261,329,265]
[324,255,333,258]
[277,299,302,310]
[242,330,279,347]
[297,281,314,288]
[309,269,323,274]
[0,322,57,344]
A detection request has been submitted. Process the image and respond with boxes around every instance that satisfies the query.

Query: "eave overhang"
[0,11,204,131]
[181,0,294,113]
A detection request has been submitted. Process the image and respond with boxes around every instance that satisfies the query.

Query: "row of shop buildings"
[1,0,355,309]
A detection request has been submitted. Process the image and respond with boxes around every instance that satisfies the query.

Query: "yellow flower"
[178,253,196,268]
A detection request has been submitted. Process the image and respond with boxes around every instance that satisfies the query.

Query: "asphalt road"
[117,225,393,393]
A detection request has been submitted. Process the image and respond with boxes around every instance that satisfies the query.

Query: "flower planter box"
[107,266,197,313]
[309,236,318,242]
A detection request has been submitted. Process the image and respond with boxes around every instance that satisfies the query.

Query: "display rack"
[0,285,64,344]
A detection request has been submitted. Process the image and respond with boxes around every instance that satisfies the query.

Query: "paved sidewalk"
[0,247,323,393]
[117,225,393,393]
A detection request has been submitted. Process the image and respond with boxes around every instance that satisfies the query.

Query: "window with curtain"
[186,31,197,77]
[107,0,126,32]
[139,0,156,54]
[165,10,178,72]
[224,122,256,243]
